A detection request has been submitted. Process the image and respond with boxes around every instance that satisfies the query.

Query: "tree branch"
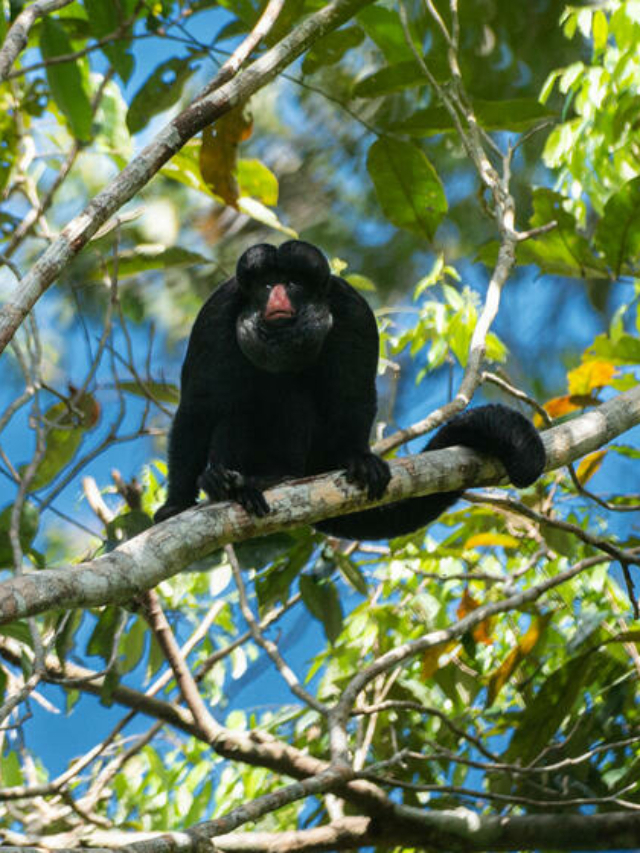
[0,0,75,82]
[0,385,639,624]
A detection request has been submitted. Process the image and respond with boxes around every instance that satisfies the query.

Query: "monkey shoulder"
[327,276,378,333]
[180,278,247,395]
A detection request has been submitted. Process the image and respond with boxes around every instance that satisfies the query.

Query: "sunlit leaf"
[567,359,617,394]
[595,176,640,277]
[237,197,297,236]
[116,380,180,405]
[464,533,520,550]
[237,159,278,206]
[541,394,598,420]
[345,273,376,292]
[576,450,607,485]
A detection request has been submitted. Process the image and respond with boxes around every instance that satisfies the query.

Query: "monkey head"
[235,240,334,373]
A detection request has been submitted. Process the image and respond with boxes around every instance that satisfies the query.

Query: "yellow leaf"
[464,532,519,550]
[567,360,617,395]
[457,589,493,645]
[543,395,581,418]
[576,450,607,485]
[540,393,598,422]
[421,640,456,679]
[486,614,552,705]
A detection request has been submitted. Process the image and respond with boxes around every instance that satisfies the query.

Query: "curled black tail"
[315,404,545,541]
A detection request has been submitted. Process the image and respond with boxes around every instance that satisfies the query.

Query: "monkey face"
[235,241,334,373]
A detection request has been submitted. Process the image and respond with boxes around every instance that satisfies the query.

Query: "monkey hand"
[345,451,391,501]
[198,463,271,518]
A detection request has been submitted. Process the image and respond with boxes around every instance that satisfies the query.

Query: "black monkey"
[154,240,545,539]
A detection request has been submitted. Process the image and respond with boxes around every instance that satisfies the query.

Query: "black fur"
[155,241,545,539]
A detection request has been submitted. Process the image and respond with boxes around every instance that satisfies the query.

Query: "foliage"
[0,0,639,850]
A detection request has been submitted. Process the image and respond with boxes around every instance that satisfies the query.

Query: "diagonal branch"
[0,0,75,82]
[0,384,638,625]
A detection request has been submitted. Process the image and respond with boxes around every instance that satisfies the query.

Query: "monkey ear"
[236,243,278,290]
[277,240,330,288]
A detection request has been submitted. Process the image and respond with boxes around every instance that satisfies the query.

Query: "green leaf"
[592,9,608,52]
[94,77,133,161]
[100,666,120,707]
[353,60,432,98]
[40,17,92,141]
[25,392,100,491]
[233,533,298,571]
[479,189,609,279]
[0,502,39,567]
[83,0,134,81]
[392,98,556,136]
[299,575,343,644]
[302,26,364,74]
[588,332,640,365]
[161,141,210,194]
[126,56,197,134]
[117,380,180,405]
[336,556,368,595]
[237,197,297,237]
[0,620,34,648]
[0,95,18,194]
[367,137,447,241]
[357,6,414,63]
[105,511,153,550]
[87,606,124,662]
[595,176,640,277]
[345,273,376,292]
[0,750,22,787]
[119,616,146,673]
[237,158,279,206]
[103,245,211,278]
[504,653,606,765]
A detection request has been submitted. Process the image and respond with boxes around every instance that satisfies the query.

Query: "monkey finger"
[238,486,270,517]
[346,452,391,500]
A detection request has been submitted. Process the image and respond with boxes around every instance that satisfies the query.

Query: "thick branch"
[4,807,640,851]
[0,0,375,355]
[0,385,639,625]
